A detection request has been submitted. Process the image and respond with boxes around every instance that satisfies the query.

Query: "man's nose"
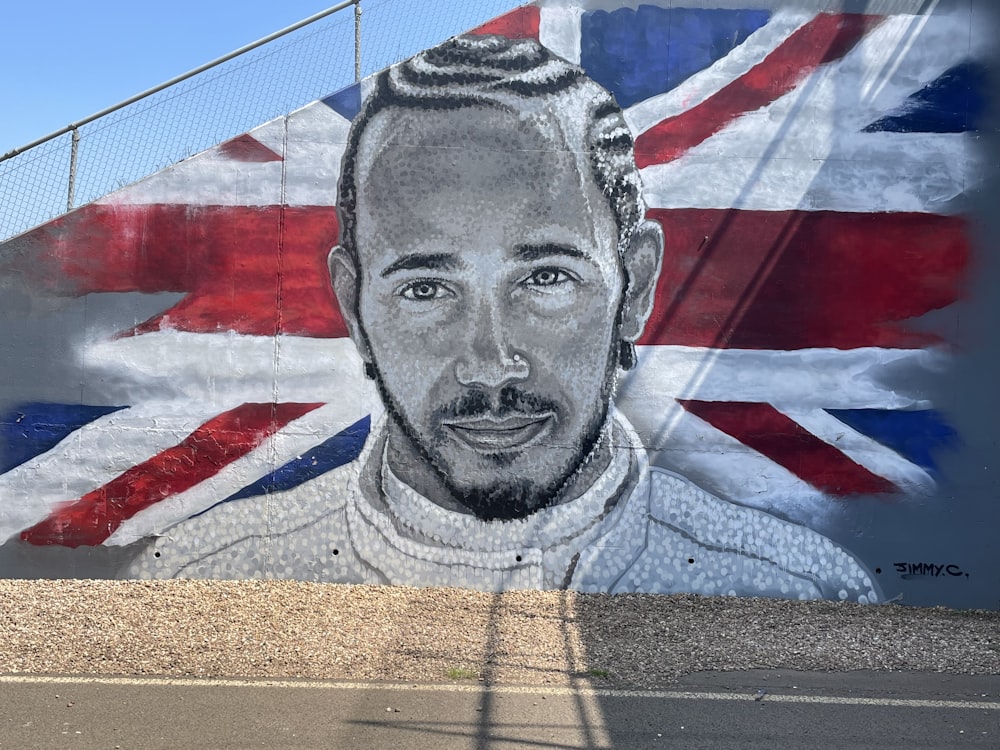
[454,299,529,389]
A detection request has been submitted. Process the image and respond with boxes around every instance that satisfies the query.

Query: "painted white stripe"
[82,332,376,405]
[0,334,380,543]
[100,118,288,208]
[0,396,376,547]
[106,399,383,546]
[2,675,997,710]
[622,346,943,410]
[0,403,233,543]
[624,10,813,135]
[624,400,835,527]
[247,116,287,157]
[283,99,352,207]
[98,101,351,208]
[5,338,937,541]
[84,338,941,414]
[619,346,944,521]
[640,133,973,213]
[638,13,983,213]
[84,333,382,542]
[98,152,286,208]
[777,407,935,493]
[539,4,584,64]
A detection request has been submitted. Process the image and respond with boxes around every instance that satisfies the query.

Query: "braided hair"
[336,34,645,265]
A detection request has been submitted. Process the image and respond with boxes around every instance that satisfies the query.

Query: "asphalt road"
[1,670,997,749]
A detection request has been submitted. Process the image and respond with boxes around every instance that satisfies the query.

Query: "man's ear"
[618,219,664,342]
[328,245,372,363]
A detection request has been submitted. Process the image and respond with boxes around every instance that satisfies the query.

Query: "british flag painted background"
[0,0,997,607]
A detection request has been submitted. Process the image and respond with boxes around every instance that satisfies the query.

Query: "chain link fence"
[0,0,519,242]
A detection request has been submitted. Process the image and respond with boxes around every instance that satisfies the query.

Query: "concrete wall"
[1,0,997,609]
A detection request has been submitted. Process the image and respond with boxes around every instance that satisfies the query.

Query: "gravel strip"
[1,580,998,689]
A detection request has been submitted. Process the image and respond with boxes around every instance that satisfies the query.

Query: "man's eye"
[524,268,572,287]
[398,280,451,300]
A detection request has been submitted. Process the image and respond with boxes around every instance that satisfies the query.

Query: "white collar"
[350,409,647,556]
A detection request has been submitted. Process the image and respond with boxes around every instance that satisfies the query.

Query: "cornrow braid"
[337,34,646,266]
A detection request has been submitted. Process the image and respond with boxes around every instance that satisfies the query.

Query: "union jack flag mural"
[0,2,995,607]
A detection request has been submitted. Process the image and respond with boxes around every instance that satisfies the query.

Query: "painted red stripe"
[20,402,323,547]
[641,209,969,350]
[471,6,541,39]
[2,203,347,338]
[5,204,969,349]
[635,14,882,168]
[678,400,898,496]
[218,134,283,163]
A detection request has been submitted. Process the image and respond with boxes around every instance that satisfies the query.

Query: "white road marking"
[2,674,997,710]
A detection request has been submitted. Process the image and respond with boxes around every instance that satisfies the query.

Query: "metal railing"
[0,0,517,242]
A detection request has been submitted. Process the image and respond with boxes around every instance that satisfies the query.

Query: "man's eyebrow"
[380,252,462,277]
[514,243,592,263]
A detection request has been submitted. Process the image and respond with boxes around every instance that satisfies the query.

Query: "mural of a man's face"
[332,104,661,520]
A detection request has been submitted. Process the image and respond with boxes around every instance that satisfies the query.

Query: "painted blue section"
[862,61,989,133]
[580,7,770,109]
[826,409,959,473]
[322,84,362,120]
[218,415,371,506]
[0,403,126,474]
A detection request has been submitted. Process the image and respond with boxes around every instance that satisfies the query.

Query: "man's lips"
[442,413,554,452]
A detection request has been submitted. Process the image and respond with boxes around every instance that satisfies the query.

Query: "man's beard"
[371,373,616,522]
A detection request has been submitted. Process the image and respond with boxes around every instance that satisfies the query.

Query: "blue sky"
[0,1,348,155]
[0,0,514,238]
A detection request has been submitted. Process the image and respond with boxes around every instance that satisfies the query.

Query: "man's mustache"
[438,386,559,420]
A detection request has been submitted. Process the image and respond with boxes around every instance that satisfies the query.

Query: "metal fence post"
[354,0,362,83]
[67,128,80,212]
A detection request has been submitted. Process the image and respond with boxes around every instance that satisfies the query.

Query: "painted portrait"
[1,2,996,608]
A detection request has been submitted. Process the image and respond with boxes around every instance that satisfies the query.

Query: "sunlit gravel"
[1,580,997,689]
